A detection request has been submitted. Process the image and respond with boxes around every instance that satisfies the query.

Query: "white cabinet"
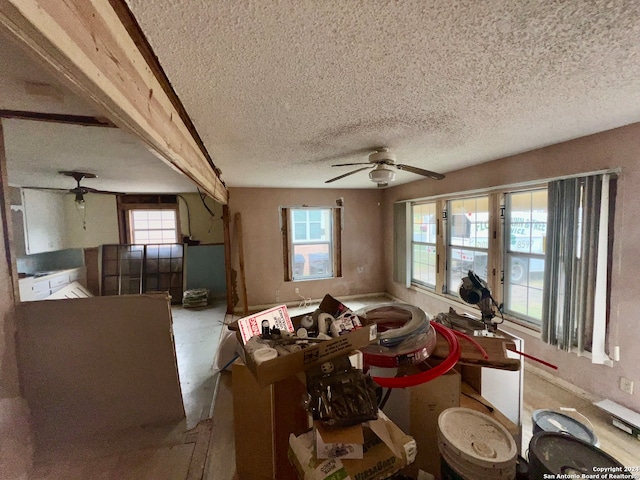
[19,268,87,302]
[21,189,66,254]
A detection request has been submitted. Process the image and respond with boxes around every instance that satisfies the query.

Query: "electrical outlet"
[620,377,634,395]
[275,289,279,301]
[295,287,300,294]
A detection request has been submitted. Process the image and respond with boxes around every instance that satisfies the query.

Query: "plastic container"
[532,409,599,446]
[438,407,517,480]
[528,431,626,478]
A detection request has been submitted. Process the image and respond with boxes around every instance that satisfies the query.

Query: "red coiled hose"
[372,321,461,388]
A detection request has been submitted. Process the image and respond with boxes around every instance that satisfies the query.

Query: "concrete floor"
[171,302,228,429]
[27,295,640,478]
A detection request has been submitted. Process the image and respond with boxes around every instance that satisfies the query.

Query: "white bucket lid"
[438,407,517,469]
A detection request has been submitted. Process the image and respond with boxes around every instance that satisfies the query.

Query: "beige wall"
[381,122,640,412]
[64,194,120,249]
[178,192,224,244]
[228,188,385,308]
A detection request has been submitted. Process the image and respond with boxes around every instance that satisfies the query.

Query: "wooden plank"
[185,419,213,480]
[0,0,227,204]
[432,332,521,371]
[234,212,248,315]
[0,120,20,303]
[223,205,234,314]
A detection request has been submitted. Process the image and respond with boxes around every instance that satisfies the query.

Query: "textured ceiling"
[3,119,199,194]
[126,0,640,189]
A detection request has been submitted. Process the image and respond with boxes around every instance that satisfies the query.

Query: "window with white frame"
[281,207,342,281]
[129,209,178,244]
[503,189,547,325]
[446,196,489,294]
[411,202,438,288]
[401,173,616,360]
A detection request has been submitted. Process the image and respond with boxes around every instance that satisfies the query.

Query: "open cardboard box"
[289,410,416,480]
[230,294,378,387]
[314,421,365,459]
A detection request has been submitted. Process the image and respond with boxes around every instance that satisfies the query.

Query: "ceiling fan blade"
[21,186,69,192]
[82,187,125,195]
[331,162,371,167]
[395,164,445,180]
[325,166,373,183]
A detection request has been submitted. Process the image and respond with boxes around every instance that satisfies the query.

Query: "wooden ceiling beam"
[0,0,228,204]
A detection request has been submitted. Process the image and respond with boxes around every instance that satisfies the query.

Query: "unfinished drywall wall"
[382,122,640,412]
[0,124,33,478]
[178,192,224,244]
[227,188,385,308]
[16,294,185,443]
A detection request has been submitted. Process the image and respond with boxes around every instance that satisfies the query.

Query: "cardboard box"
[380,368,460,478]
[289,411,417,480]
[314,421,364,459]
[234,295,378,387]
[232,361,309,480]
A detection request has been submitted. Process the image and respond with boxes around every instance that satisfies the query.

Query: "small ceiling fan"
[25,171,125,208]
[60,171,125,207]
[325,147,445,188]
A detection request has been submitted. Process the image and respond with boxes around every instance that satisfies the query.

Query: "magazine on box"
[237,304,295,344]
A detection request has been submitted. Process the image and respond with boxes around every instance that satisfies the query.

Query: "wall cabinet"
[18,267,87,302]
[20,189,66,254]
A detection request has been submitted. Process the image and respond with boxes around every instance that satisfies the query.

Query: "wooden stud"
[234,212,248,316]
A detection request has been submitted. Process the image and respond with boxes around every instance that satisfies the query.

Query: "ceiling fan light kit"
[369,164,396,184]
[325,147,445,187]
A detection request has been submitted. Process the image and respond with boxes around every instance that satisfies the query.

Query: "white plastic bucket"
[438,407,517,480]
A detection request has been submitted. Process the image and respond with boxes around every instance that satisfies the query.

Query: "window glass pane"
[130,209,177,245]
[288,208,335,280]
[309,222,322,239]
[308,210,321,222]
[411,202,438,288]
[294,223,306,241]
[504,189,547,324]
[292,243,332,279]
[413,203,437,243]
[447,197,489,293]
[412,244,437,286]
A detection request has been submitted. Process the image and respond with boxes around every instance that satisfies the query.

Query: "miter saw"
[458,270,504,336]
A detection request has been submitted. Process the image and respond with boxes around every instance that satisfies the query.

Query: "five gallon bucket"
[532,409,599,446]
[438,407,517,480]
[529,431,627,478]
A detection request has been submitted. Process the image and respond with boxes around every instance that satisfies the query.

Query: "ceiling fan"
[25,171,125,209]
[325,147,445,188]
[60,171,125,208]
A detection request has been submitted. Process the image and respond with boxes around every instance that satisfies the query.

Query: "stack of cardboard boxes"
[230,295,515,480]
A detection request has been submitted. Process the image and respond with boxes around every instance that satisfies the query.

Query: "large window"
[403,173,615,352]
[411,202,437,288]
[446,196,489,294]
[504,189,547,324]
[281,207,342,281]
[129,209,178,244]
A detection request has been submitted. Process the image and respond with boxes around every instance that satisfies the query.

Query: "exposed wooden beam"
[0,109,116,127]
[0,0,228,204]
